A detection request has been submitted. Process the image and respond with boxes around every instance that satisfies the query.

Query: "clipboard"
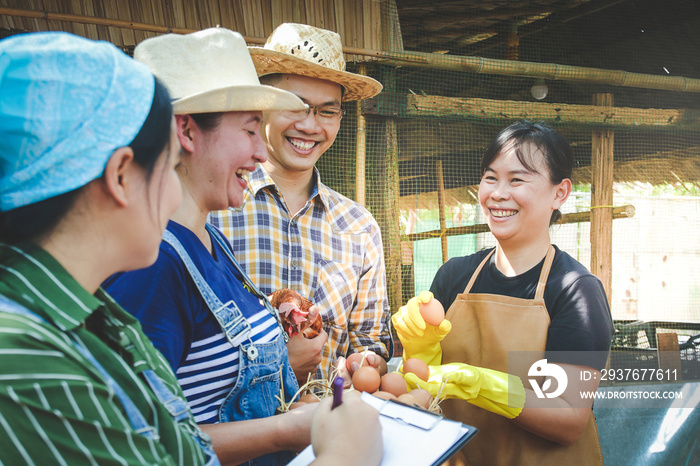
[288,392,478,466]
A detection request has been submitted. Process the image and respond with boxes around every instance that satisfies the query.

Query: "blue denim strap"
[0,294,157,439]
[205,224,287,343]
[0,294,221,465]
[69,337,161,440]
[141,369,220,465]
[142,370,190,421]
[162,229,256,352]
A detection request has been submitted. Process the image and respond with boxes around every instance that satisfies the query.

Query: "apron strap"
[534,245,556,300]
[463,245,556,298]
[463,249,496,294]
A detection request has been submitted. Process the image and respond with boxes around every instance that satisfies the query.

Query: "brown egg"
[380,372,408,397]
[397,393,421,407]
[299,393,321,403]
[346,352,369,372]
[408,388,433,409]
[352,366,381,393]
[403,358,430,382]
[419,298,445,326]
[372,390,398,401]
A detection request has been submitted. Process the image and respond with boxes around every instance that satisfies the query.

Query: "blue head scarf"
[0,32,155,211]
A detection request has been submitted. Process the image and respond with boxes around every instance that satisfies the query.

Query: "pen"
[331,376,344,410]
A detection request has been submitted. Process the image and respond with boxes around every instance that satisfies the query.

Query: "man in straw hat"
[209,23,392,382]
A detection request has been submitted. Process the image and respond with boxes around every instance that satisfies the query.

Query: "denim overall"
[0,294,220,466]
[162,224,299,466]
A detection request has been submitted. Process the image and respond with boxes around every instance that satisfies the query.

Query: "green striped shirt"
[0,242,210,465]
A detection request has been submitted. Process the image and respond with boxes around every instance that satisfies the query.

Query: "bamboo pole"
[0,7,198,35]
[590,93,615,304]
[5,6,700,93]
[380,0,405,319]
[355,64,367,206]
[403,95,696,128]
[436,160,448,263]
[385,119,403,312]
[406,205,635,242]
[370,50,700,94]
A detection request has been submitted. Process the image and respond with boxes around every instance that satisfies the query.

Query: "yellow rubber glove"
[391,291,452,366]
[403,362,526,419]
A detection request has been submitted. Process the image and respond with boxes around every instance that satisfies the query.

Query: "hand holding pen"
[331,376,344,410]
[310,381,383,465]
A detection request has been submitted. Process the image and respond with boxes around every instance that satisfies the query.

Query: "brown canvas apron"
[440,246,603,466]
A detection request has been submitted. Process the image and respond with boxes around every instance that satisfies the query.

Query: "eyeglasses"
[281,105,346,123]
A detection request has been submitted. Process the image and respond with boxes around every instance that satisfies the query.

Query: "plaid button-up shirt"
[209,165,392,378]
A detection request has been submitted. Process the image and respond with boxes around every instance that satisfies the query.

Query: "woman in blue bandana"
[0,31,216,465]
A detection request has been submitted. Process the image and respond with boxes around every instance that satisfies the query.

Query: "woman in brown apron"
[394,121,614,465]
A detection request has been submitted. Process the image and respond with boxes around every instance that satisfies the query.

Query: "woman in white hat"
[102,28,373,465]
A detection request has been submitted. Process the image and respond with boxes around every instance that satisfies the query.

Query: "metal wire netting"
[316,0,700,380]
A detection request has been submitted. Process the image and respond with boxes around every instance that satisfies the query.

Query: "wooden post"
[380,0,405,321]
[591,93,614,303]
[385,119,403,313]
[436,160,448,263]
[657,333,682,378]
[355,64,367,207]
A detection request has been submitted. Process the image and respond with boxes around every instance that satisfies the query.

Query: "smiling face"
[478,141,570,248]
[181,111,267,211]
[262,74,342,174]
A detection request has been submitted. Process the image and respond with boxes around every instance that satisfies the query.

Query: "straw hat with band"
[134,27,306,115]
[248,23,383,102]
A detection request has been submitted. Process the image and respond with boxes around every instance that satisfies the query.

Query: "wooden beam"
[590,93,614,304]
[657,333,682,377]
[406,205,635,242]
[381,1,407,324]
[391,94,697,129]
[385,119,403,312]
[355,64,367,207]
[381,0,404,53]
[436,160,448,263]
[0,6,196,35]
[7,6,700,93]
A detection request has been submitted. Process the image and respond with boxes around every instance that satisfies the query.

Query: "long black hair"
[481,120,573,224]
[0,78,173,244]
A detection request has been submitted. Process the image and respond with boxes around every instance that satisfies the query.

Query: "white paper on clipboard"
[288,392,476,466]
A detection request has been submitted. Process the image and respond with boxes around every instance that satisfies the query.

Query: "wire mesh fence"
[3,0,699,381]
[317,0,700,381]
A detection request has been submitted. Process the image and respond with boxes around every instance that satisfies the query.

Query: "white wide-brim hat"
[249,23,383,102]
[134,27,306,115]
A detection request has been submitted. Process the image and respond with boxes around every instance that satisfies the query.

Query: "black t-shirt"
[430,246,614,370]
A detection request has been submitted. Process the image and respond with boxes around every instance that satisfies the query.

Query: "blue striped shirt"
[104,221,283,424]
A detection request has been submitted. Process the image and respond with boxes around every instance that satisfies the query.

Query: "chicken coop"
[3,1,700,461]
